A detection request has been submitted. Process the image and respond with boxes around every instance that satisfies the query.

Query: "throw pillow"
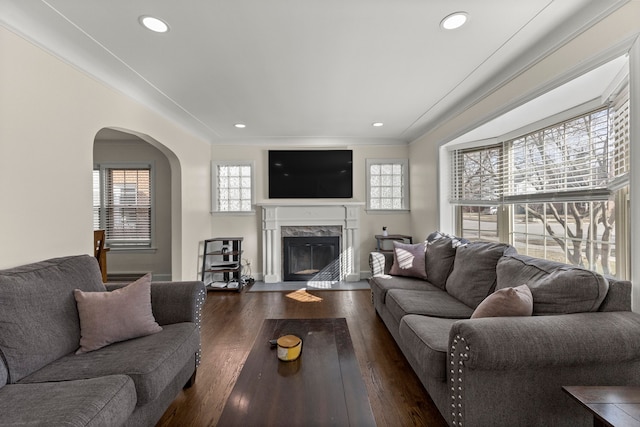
[389,241,427,280]
[445,241,516,308]
[425,237,458,290]
[471,284,533,318]
[74,273,162,354]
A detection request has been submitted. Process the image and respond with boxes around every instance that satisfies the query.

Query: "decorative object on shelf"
[382,226,388,236]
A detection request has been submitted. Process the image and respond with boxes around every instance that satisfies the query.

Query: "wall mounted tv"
[268,150,353,198]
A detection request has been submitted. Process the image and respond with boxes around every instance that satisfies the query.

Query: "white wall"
[409,1,640,310]
[0,27,211,280]
[210,143,410,277]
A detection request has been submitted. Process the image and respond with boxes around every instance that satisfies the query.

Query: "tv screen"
[269,150,353,198]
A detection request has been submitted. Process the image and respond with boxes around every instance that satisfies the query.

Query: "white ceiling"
[0,0,627,144]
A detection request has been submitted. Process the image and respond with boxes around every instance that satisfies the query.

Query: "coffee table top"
[218,318,376,426]
[563,386,640,427]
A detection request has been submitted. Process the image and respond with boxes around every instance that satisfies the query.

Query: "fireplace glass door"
[283,236,340,281]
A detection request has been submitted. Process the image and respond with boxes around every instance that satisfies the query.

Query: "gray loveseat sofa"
[0,255,206,427]
[369,233,640,426]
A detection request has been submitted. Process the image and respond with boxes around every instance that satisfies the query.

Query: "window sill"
[211,210,256,216]
[106,247,157,254]
[365,209,410,214]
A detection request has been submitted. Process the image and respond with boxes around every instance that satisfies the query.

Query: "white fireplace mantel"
[258,201,364,283]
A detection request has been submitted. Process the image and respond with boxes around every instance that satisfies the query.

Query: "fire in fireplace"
[282,236,340,281]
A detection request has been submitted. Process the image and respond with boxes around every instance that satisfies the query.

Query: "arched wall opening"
[93,127,182,280]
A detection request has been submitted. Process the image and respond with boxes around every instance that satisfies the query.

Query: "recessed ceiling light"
[139,16,169,33]
[234,123,246,129]
[441,12,468,30]
[372,122,384,127]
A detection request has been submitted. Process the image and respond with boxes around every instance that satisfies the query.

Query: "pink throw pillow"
[389,241,427,280]
[74,273,162,353]
[471,284,533,319]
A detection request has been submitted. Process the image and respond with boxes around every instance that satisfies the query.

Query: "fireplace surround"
[258,202,363,283]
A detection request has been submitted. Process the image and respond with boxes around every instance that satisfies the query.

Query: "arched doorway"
[93,128,179,280]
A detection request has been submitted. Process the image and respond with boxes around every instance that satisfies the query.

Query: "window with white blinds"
[93,165,153,248]
[450,93,630,205]
[450,145,502,205]
[449,86,630,277]
[610,94,630,188]
[504,108,614,202]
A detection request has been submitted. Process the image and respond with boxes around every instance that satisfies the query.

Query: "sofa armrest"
[369,251,394,276]
[448,312,640,426]
[449,311,640,370]
[105,281,207,326]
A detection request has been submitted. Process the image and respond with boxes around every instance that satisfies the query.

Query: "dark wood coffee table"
[218,318,376,426]
[563,386,640,427]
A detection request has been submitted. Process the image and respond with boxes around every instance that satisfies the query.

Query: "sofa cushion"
[399,315,457,381]
[598,278,632,312]
[0,255,106,383]
[19,322,198,406]
[496,254,609,314]
[369,275,441,305]
[471,284,533,318]
[0,362,7,388]
[386,289,474,325]
[389,241,427,280]
[445,242,515,308]
[426,230,470,248]
[74,273,162,353]
[425,237,458,289]
[0,375,136,427]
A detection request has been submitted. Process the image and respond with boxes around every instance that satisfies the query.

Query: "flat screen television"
[268,150,353,198]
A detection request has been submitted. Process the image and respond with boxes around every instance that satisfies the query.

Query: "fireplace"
[283,236,340,281]
[258,202,363,283]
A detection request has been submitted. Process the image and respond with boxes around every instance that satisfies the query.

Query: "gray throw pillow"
[74,273,162,353]
[425,237,457,289]
[445,242,515,308]
[389,241,427,280]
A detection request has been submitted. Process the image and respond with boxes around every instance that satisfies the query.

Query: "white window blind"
[93,169,100,229]
[450,145,502,205]
[104,168,151,246]
[450,91,630,205]
[610,91,630,189]
[503,108,611,203]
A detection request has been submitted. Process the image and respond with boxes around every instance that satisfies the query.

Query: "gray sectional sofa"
[369,233,640,427]
[0,255,206,427]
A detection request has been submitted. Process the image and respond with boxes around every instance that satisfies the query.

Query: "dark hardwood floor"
[156,288,448,427]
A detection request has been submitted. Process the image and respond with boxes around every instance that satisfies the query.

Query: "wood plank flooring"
[156,288,448,427]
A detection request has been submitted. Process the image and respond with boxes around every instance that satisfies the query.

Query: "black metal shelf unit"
[201,237,243,292]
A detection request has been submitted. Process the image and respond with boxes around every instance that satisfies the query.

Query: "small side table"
[375,234,412,253]
[562,386,640,427]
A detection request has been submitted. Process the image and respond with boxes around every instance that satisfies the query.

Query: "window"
[93,164,153,248]
[450,87,630,278]
[366,159,409,211]
[212,161,254,212]
[460,206,499,242]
